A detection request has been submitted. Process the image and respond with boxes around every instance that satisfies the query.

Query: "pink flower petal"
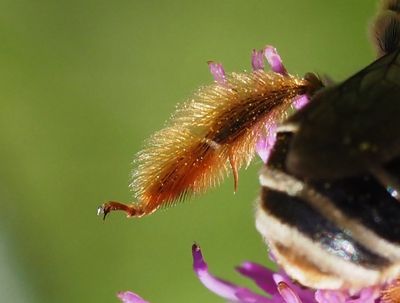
[256,136,270,163]
[117,291,150,303]
[256,122,277,163]
[236,262,277,295]
[208,61,226,85]
[273,273,315,303]
[345,287,380,303]
[293,95,309,110]
[264,46,288,76]
[192,244,241,301]
[235,288,272,303]
[315,290,346,303]
[277,282,303,303]
[192,244,271,303]
[252,49,265,71]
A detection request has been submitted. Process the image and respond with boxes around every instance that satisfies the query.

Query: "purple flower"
[117,244,388,303]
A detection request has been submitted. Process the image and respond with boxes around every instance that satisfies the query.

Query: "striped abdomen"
[256,132,400,291]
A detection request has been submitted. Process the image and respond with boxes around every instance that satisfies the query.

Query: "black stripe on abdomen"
[260,188,390,268]
[313,174,400,245]
[268,131,400,247]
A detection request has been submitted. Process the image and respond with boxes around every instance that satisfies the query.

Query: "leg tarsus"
[97,201,145,220]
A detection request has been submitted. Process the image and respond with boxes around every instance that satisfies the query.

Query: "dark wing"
[285,48,400,179]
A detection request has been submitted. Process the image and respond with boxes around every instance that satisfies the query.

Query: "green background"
[0,0,378,302]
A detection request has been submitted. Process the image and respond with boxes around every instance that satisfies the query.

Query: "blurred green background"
[0,0,378,302]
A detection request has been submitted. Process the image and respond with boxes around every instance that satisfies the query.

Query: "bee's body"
[256,131,400,290]
[255,12,400,289]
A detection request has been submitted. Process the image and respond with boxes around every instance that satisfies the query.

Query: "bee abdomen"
[256,132,400,290]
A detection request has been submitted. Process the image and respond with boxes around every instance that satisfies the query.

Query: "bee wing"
[285,48,400,179]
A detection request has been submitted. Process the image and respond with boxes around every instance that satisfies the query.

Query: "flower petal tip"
[117,291,149,303]
[255,123,278,164]
[264,45,288,75]
[255,137,270,163]
[252,49,265,71]
[293,95,309,110]
[192,243,207,271]
[207,61,226,85]
[277,282,302,303]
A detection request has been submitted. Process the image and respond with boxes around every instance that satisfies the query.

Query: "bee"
[255,0,400,294]
[99,0,400,296]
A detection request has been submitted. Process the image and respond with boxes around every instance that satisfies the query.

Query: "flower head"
[117,244,389,303]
